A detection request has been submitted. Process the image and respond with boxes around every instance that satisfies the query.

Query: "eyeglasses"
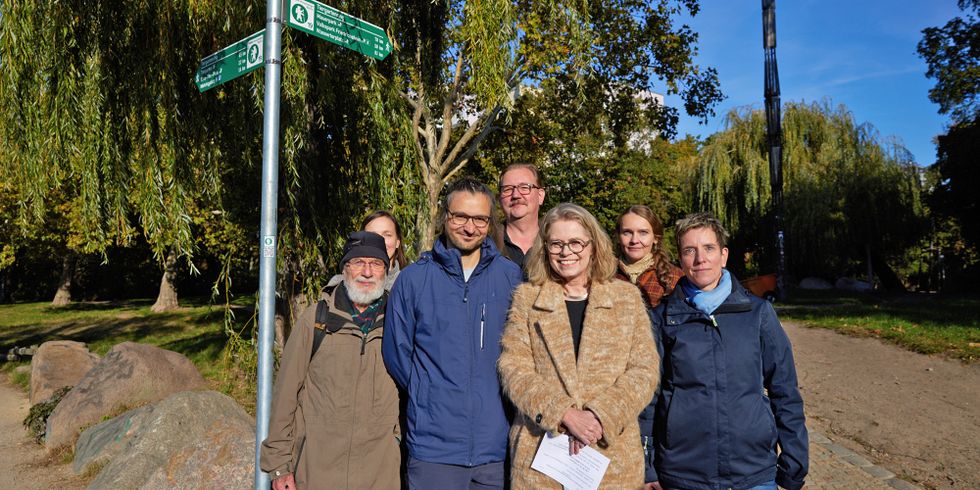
[547,239,592,254]
[347,259,386,272]
[500,183,541,197]
[447,212,491,228]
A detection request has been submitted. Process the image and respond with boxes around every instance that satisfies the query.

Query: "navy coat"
[382,235,522,466]
[640,273,808,490]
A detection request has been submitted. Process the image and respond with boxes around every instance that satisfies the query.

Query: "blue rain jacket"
[382,236,522,466]
[640,274,808,490]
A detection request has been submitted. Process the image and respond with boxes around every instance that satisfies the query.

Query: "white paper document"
[530,433,611,490]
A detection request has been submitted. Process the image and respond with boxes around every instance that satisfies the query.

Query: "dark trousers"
[407,457,505,490]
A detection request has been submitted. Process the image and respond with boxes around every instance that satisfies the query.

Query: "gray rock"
[142,416,255,489]
[835,277,873,292]
[798,277,833,290]
[30,340,100,405]
[73,405,154,475]
[45,342,207,449]
[13,364,31,375]
[86,390,253,489]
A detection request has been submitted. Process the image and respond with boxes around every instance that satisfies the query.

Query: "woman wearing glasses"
[615,205,683,308]
[498,203,659,489]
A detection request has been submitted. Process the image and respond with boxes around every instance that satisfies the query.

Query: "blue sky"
[662,0,962,166]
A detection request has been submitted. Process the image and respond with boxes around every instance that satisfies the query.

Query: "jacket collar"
[432,234,501,280]
[665,270,752,318]
[530,280,616,399]
[320,283,388,334]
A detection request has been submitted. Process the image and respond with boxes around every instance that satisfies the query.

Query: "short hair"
[526,203,618,286]
[498,163,544,189]
[674,212,730,252]
[439,177,502,249]
[361,210,408,269]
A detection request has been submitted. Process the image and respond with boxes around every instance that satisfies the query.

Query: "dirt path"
[784,320,980,489]
[0,378,86,489]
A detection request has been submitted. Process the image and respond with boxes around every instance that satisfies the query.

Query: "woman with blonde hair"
[498,203,659,489]
[615,205,683,308]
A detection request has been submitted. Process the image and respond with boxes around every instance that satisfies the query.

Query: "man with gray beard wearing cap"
[262,231,402,490]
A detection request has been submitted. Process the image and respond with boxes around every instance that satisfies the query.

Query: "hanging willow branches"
[692,100,926,279]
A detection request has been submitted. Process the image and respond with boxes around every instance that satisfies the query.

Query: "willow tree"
[0,1,273,309]
[693,101,925,284]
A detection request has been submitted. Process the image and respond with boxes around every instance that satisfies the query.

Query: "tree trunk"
[865,243,875,289]
[51,254,75,306]
[418,176,443,252]
[150,250,179,312]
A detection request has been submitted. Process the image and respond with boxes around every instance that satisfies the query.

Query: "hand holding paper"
[530,433,610,490]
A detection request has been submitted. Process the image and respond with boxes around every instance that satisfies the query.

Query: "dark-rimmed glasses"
[547,239,592,254]
[500,183,541,197]
[447,212,491,228]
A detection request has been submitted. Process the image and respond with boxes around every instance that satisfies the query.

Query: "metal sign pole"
[255,0,283,488]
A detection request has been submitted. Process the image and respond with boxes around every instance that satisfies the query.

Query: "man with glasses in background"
[498,163,546,271]
[383,177,523,489]
[262,231,401,490]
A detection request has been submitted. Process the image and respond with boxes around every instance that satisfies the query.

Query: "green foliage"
[474,79,699,236]
[917,0,980,124]
[24,386,73,444]
[929,120,980,248]
[692,101,927,280]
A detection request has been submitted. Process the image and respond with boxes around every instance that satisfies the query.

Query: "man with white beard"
[262,231,402,490]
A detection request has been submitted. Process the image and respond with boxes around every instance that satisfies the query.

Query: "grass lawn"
[0,297,260,411]
[777,290,980,362]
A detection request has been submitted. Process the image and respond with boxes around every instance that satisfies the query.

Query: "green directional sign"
[195,29,265,92]
[284,0,392,61]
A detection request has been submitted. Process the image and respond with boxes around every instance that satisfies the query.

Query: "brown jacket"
[615,263,683,308]
[498,280,660,490]
[260,285,401,490]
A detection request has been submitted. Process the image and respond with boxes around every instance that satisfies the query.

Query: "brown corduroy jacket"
[498,280,660,490]
[260,285,401,490]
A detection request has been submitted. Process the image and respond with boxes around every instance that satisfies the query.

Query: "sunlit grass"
[0,297,258,411]
[778,291,980,362]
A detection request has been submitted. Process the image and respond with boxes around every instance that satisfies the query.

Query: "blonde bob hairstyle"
[526,203,618,286]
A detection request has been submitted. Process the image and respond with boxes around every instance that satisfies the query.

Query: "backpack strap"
[311,299,330,360]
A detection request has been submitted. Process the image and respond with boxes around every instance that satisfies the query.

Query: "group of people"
[260,164,809,490]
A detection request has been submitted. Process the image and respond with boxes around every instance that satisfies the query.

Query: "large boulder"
[86,390,253,489]
[143,416,255,489]
[45,342,207,449]
[798,277,833,290]
[836,277,873,292]
[73,405,154,475]
[30,340,100,405]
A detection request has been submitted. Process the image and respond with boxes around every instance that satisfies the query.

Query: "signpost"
[284,0,392,60]
[194,2,391,488]
[195,29,266,92]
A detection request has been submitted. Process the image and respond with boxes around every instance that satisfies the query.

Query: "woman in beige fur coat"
[498,203,660,490]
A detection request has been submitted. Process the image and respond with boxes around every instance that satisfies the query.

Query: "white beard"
[344,275,385,305]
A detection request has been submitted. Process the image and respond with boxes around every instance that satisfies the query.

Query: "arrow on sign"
[284,0,392,61]
[195,29,266,92]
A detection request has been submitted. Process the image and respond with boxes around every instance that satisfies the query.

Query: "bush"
[24,385,72,443]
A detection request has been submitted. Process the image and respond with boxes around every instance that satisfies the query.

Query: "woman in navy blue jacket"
[642,213,808,490]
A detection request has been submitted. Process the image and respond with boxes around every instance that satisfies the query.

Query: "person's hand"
[561,408,603,450]
[272,473,296,490]
[643,481,663,490]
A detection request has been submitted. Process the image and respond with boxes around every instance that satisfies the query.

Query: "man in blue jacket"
[383,177,522,489]
[642,213,808,490]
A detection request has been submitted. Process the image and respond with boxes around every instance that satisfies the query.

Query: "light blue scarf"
[681,269,732,315]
